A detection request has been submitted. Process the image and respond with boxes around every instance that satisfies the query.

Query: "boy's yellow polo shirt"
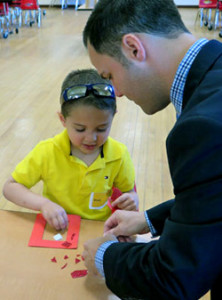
[12,130,135,220]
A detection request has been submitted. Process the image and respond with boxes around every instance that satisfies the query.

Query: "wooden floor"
[1,6,221,299]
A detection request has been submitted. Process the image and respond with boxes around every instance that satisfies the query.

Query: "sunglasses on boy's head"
[62,83,116,103]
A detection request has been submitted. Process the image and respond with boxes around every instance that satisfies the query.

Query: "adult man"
[82,0,222,299]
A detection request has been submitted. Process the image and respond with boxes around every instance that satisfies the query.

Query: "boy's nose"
[86,132,97,142]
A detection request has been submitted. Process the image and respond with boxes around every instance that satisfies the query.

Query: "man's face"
[88,42,170,115]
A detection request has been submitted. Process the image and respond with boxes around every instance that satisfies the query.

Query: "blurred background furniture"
[196,0,222,37]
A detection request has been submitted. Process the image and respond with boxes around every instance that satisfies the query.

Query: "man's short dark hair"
[83,0,189,63]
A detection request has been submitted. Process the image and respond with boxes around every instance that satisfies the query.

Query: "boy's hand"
[41,200,68,230]
[111,191,138,211]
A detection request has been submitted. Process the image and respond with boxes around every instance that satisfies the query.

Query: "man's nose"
[113,86,123,98]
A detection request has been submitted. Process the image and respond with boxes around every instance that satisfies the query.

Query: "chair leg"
[75,0,79,10]
[37,8,41,28]
[214,8,219,30]
[195,8,201,26]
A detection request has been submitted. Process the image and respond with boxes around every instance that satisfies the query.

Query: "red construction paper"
[108,185,137,213]
[111,187,123,200]
[28,214,81,249]
[71,270,88,278]
[107,187,122,213]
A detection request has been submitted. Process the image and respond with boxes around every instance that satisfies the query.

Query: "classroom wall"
[39,0,199,7]
[39,0,84,6]
[174,0,199,5]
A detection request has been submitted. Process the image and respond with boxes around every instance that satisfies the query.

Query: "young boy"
[3,69,139,230]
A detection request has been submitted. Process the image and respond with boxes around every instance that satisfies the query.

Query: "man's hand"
[82,235,117,276]
[104,210,149,240]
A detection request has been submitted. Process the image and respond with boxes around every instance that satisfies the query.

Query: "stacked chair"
[9,0,21,33]
[0,2,13,38]
[20,0,42,27]
[0,0,45,38]
[196,0,222,37]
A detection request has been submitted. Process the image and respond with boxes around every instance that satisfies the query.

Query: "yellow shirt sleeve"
[12,142,48,188]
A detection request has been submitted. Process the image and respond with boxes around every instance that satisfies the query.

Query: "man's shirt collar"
[170,38,208,118]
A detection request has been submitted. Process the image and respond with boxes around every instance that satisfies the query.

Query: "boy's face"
[59,104,114,155]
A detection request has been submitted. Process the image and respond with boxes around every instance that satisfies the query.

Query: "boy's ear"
[57,111,66,127]
[122,34,146,62]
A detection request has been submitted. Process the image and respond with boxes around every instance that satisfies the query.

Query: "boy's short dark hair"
[83,0,190,63]
[60,69,116,118]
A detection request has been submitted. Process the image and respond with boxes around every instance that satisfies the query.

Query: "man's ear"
[122,34,146,62]
[57,111,66,127]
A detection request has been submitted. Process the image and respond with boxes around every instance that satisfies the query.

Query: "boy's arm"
[3,176,68,230]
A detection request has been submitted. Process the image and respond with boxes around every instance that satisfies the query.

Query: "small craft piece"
[53,233,63,241]
[71,270,88,278]
[75,258,81,264]
[61,241,72,248]
[28,214,81,249]
[51,257,57,263]
[64,255,69,260]
[61,263,68,270]
[71,233,75,240]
